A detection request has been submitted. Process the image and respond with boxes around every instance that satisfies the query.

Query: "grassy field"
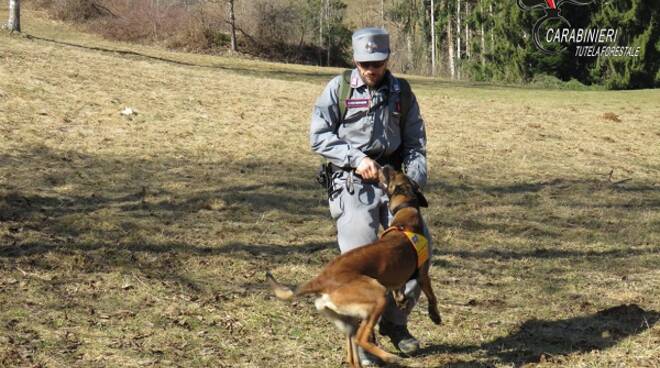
[1,7,660,368]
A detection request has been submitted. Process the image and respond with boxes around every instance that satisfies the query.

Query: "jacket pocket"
[339,109,372,147]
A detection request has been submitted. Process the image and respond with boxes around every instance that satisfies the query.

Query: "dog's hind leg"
[324,277,399,365]
[346,335,353,367]
[347,334,361,368]
[315,297,360,367]
[355,299,401,364]
[341,280,401,365]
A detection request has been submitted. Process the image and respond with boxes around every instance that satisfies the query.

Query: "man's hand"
[355,157,381,181]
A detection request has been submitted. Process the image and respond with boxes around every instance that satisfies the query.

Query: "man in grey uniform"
[309,28,429,365]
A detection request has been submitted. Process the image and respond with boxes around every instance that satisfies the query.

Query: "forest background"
[22,0,660,89]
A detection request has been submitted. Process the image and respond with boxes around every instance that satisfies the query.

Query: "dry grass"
[1,7,660,368]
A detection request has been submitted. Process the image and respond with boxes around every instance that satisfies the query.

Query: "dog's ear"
[379,165,395,189]
[410,179,429,207]
[416,190,429,208]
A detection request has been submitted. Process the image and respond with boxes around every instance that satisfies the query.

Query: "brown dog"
[267,166,441,367]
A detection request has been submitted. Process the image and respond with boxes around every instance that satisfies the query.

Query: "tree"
[7,0,21,32]
[480,0,486,68]
[456,0,461,79]
[319,0,324,65]
[447,2,455,79]
[388,0,432,74]
[325,0,330,65]
[588,0,659,89]
[319,0,350,67]
[464,0,470,59]
[431,0,436,75]
[227,0,237,52]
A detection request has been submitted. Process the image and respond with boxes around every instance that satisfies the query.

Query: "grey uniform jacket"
[309,69,428,188]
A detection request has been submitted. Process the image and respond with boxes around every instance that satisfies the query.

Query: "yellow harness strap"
[382,226,429,268]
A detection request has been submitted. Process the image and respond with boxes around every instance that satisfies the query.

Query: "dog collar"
[381,226,429,268]
[390,201,419,215]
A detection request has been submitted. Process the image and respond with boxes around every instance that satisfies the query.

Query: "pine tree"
[588,0,659,89]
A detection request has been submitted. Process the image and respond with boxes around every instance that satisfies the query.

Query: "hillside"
[1,7,659,368]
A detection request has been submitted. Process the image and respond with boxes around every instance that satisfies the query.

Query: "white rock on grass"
[120,107,138,120]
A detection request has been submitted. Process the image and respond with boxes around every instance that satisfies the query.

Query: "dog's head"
[378,165,428,211]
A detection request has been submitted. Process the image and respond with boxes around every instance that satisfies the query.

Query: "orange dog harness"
[381,226,429,268]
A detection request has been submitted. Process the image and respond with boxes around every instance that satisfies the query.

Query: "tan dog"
[267,166,441,368]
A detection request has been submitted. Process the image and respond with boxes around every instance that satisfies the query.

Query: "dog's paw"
[385,356,411,367]
[429,306,442,325]
[383,353,405,365]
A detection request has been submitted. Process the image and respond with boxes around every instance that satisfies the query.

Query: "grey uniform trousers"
[329,173,432,325]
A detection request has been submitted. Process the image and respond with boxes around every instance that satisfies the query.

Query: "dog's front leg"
[419,264,442,325]
[391,286,412,310]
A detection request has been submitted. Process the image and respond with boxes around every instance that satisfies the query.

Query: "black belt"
[324,155,401,198]
[328,155,402,174]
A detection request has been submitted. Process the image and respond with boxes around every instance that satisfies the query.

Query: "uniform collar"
[350,68,365,88]
[350,68,393,92]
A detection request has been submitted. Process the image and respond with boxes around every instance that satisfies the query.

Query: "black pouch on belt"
[317,163,338,193]
[316,163,329,189]
[316,163,344,199]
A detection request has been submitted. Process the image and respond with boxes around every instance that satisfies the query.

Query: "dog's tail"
[266,271,324,300]
[266,271,295,300]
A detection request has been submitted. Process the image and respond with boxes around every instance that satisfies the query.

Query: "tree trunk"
[319,0,324,65]
[406,31,413,72]
[326,0,330,67]
[480,0,486,67]
[430,0,436,76]
[228,0,237,52]
[447,14,455,79]
[465,0,470,59]
[381,0,385,27]
[7,0,21,32]
[152,0,159,40]
[456,0,461,79]
[489,2,494,54]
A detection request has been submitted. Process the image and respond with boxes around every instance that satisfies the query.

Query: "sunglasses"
[357,60,386,69]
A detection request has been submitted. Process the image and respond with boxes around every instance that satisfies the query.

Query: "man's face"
[355,59,388,88]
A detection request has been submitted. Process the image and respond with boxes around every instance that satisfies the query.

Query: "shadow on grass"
[417,304,659,367]
[0,240,335,258]
[427,177,659,198]
[0,240,337,294]
[434,246,659,263]
[0,144,336,287]
[0,144,326,220]
[426,176,659,245]
[1,144,658,274]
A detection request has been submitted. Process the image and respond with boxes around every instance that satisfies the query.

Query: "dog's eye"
[392,186,406,196]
